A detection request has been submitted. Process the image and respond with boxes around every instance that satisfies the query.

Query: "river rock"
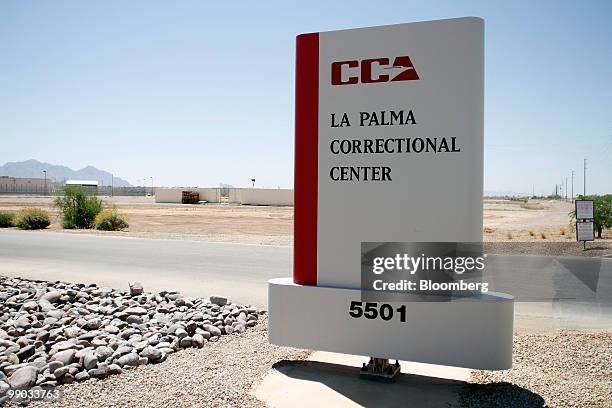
[8,366,38,389]
[0,276,259,389]
[129,282,144,296]
[209,295,228,307]
[53,366,70,379]
[48,361,64,373]
[83,353,98,370]
[124,306,147,316]
[140,346,162,361]
[95,346,113,361]
[192,333,205,348]
[117,352,139,367]
[204,325,222,337]
[51,349,76,365]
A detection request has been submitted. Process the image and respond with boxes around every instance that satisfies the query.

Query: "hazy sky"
[1,0,610,193]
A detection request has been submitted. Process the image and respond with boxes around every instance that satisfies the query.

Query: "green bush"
[0,211,15,228]
[570,194,612,238]
[93,209,129,231]
[13,208,51,230]
[54,186,103,229]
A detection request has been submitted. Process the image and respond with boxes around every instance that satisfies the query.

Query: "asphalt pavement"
[0,230,290,308]
[1,230,611,330]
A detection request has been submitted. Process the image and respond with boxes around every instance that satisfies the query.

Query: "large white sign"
[576,200,594,220]
[274,17,514,371]
[576,221,595,241]
[294,17,484,288]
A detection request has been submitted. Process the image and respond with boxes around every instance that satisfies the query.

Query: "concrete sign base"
[268,277,513,370]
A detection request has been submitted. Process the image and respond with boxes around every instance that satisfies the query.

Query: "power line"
[583,158,587,196]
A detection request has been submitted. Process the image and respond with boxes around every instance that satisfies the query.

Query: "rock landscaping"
[0,276,261,403]
[464,331,612,407]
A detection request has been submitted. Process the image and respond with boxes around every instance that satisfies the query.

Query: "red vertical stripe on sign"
[293,33,319,286]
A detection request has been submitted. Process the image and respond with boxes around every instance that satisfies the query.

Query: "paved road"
[1,230,611,330]
[0,230,290,308]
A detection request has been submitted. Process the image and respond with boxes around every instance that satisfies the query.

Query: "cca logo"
[331,56,420,86]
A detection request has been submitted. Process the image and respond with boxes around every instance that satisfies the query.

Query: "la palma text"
[329,109,461,182]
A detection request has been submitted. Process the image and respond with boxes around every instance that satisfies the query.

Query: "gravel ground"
[24,317,310,408]
[5,325,610,407]
[484,242,612,258]
[463,331,612,407]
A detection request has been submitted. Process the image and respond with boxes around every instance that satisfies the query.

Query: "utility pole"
[565,177,568,201]
[583,158,587,197]
[43,170,47,196]
[532,184,535,198]
[111,174,114,197]
[571,171,574,201]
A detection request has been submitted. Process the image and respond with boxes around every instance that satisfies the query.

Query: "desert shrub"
[506,232,513,240]
[93,209,129,231]
[569,194,612,239]
[560,228,566,236]
[54,186,102,229]
[0,211,14,228]
[483,227,494,234]
[520,202,546,210]
[13,208,51,230]
[540,232,547,239]
[528,230,535,237]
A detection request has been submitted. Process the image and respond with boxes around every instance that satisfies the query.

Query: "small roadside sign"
[576,221,595,242]
[576,200,594,220]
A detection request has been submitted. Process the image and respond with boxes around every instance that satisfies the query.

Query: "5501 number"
[348,301,407,322]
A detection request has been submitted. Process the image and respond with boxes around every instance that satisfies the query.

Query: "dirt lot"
[0,196,294,246]
[0,196,610,248]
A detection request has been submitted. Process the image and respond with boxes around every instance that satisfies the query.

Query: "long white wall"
[198,188,221,203]
[155,188,182,203]
[156,187,293,206]
[155,188,221,203]
[231,188,293,206]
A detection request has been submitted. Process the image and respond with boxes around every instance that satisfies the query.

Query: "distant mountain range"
[0,159,132,187]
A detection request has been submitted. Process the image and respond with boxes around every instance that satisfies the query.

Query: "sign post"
[269,17,514,377]
[575,200,595,249]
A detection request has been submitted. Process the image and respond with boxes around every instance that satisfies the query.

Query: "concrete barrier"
[155,188,182,203]
[197,188,221,203]
[155,187,293,205]
[231,188,293,206]
[155,188,221,203]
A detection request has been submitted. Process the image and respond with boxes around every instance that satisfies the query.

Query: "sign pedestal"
[360,358,401,383]
[269,278,514,370]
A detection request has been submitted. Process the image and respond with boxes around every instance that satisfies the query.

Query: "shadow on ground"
[270,360,544,408]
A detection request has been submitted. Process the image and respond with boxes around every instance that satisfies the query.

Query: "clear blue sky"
[1,0,610,194]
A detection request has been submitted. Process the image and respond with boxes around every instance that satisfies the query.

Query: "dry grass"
[1,197,611,246]
[541,232,547,239]
[520,202,547,210]
[506,232,513,240]
[560,228,566,236]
